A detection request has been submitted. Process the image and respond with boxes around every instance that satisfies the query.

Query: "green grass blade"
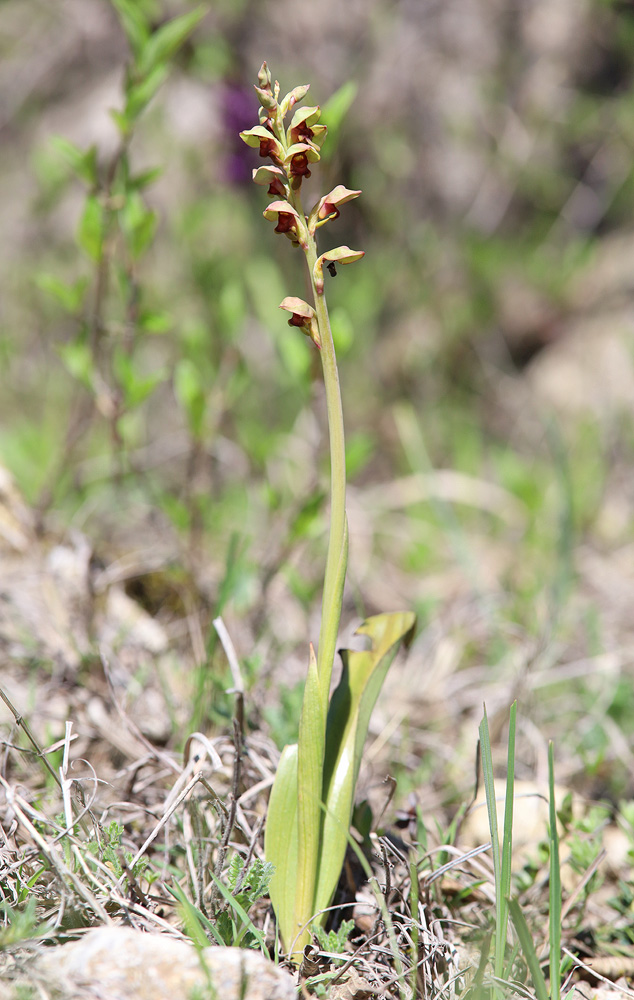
[499,700,517,977]
[508,898,550,1000]
[479,705,503,976]
[548,741,562,1000]
[208,869,268,954]
[168,881,225,948]
[409,860,420,999]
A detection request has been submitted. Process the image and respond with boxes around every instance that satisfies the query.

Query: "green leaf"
[508,899,550,1000]
[207,869,268,954]
[77,195,104,261]
[113,350,166,409]
[218,280,246,341]
[51,137,98,187]
[139,309,171,334]
[129,165,163,190]
[110,108,131,138]
[314,918,355,956]
[136,6,206,78]
[121,190,157,259]
[263,743,299,955]
[124,63,170,122]
[314,611,416,918]
[295,643,326,955]
[548,741,562,1000]
[0,899,48,948]
[168,881,225,948]
[228,856,274,909]
[36,274,88,313]
[174,357,206,437]
[321,80,358,158]
[499,702,517,978]
[157,491,191,532]
[57,339,94,388]
[110,0,151,58]
[478,702,518,981]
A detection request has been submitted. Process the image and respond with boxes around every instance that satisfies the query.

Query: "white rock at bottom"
[32,926,296,1000]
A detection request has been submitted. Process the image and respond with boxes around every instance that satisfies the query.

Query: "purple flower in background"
[222,81,258,184]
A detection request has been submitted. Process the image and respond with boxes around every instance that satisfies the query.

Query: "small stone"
[31,926,296,1000]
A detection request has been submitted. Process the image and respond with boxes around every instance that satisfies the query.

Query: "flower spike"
[239,67,403,972]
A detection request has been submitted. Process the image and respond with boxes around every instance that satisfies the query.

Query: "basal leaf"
[264,743,299,953]
[314,611,416,917]
[295,643,326,955]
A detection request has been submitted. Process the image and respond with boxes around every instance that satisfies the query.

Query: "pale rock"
[32,926,296,1000]
[102,587,168,654]
[460,779,574,868]
[526,311,634,419]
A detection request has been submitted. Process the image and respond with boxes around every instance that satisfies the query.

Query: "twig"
[213,616,245,738]
[562,948,634,999]
[210,718,242,907]
[379,837,392,904]
[0,688,61,788]
[232,816,264,896]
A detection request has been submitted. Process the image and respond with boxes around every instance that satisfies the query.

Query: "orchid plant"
[240,63,415,961]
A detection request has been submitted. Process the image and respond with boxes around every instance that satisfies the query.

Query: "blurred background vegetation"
[2,0,634,812]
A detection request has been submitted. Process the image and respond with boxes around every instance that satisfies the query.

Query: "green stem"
[289,186,349,699]
[306,239,349,698]
[287,185,349,950]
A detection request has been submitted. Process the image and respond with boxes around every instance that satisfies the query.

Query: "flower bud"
[279,85,311,119]
[254,85,277,111]
[313,246,365,294]
[257,62,272,90]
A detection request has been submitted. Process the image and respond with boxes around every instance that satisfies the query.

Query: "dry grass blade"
[0,687,61,788]
[562,948,634,999]
[127,771,204,873]
[0,775,111,923]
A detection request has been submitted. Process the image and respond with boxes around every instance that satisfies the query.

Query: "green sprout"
[240,63,415,960]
